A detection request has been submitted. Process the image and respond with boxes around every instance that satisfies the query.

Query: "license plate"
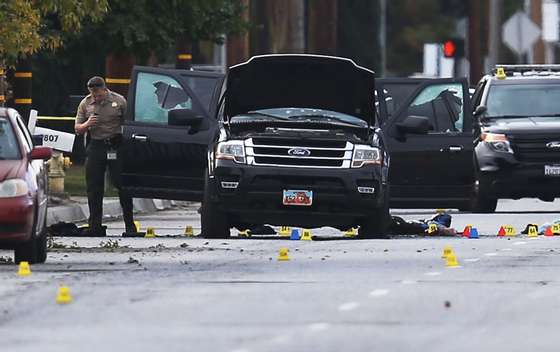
[107,151,117,160]
[283,190,313,206]
[545,165,560,176]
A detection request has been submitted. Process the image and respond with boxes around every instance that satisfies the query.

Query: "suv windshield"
[248,108,368,127]
[486,83,560,118]
[0,118,21,160]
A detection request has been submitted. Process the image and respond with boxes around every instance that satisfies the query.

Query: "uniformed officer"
[75,76,135,236]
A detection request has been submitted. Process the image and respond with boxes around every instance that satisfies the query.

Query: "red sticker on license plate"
[283,190,313,206]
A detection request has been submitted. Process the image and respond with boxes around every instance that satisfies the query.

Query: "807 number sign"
[43,135,59,143]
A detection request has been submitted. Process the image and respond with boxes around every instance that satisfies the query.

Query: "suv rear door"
[121,66,224,201]
[377,78,474,209]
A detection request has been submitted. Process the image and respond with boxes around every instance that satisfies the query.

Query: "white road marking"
[513,241,527,245]
[464,258,480,262]
[424,271,441,276]
[369,289,390,297]
[401,279,417,285]
[484,252,498,256]
[308,323,330,332]
[338,302,360,311]
[500,248,513,252]
[231,349,250,352]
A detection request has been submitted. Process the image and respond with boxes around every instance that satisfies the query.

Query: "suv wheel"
[201,173,231,239]
[358,191,390,239]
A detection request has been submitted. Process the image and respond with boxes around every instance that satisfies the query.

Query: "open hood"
[225,55,376,124]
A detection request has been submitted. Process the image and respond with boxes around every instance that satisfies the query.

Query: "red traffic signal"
[443,40,456,58]
[442,38,464,58]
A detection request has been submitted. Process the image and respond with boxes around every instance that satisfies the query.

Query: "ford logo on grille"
[288,148,311,157]
[546,141,560,149]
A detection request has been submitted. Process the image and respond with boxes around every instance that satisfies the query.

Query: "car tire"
[14,217,39,265]
[358,189,390,239]
[34,217,48,264]
[201,172,231,239]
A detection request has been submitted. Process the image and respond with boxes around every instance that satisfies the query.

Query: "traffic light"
[442,38,464,58]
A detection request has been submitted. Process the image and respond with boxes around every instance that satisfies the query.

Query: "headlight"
[481,132,513,153]
[0,179,29,198]
[215,140,246,164]
[352,146,382,168]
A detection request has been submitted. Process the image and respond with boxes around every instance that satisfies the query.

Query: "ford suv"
[471,65,560,212]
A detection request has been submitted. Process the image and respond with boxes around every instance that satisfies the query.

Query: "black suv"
[204,55,389,238]
[119,55,389,238]
[470,65,560,212]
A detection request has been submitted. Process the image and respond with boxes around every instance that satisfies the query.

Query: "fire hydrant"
[47,152,72,196]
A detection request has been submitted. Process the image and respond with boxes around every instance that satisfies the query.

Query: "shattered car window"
[135,72,195,124]
[407,83,464,132]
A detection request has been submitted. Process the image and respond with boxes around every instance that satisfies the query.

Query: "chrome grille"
[245,138,353,168]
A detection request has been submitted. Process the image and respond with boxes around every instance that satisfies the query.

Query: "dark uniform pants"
[85,140,134,232]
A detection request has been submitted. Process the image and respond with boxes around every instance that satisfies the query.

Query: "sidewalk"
[47,197,177,226]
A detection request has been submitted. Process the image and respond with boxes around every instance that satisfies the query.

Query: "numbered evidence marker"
[505,225,516,236]
[552,224,560,235]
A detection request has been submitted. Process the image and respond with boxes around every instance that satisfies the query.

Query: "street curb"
[47,199,175,226]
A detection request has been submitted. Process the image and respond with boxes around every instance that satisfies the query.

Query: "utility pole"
[468,0,483,84]
[175,36,193,70]
[105,53,135,98]
[307,0,338,55]
[13,57,32,122]
[531,0,545,63]
[265,0,305,53]
[226,0,250,66]
[488,0,502,69]
[379,0,387,77]
[0,66,5,107]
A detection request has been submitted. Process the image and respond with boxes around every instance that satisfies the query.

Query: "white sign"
[423,43,454,78]
[502,11,541,55]
[34,126,75,152]
[542,1,559,42]
[27,109,38,134]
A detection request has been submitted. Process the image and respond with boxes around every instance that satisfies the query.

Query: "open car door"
[377,78,475,209]
[121,66,224,201]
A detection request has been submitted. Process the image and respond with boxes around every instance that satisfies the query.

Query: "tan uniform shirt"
[76,90,127,140]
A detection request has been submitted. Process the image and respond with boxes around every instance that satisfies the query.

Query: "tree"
[80,0,248,60]
[0,0,108,65]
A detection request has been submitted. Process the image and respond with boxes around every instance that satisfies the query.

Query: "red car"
[0,108,52,264]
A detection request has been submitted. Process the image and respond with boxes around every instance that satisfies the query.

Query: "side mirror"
[473,105,487,117]
[168,109,204,130]
[396,116,430,135]
[30,146,53,160]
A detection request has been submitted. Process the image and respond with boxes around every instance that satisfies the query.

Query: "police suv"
[471,65,560,212]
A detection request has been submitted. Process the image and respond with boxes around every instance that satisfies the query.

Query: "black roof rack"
[492,64,560,76]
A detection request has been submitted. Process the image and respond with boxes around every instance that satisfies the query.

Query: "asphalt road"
[2,199,560,351]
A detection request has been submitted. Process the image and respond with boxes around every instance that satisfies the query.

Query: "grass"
[64,164,119,197]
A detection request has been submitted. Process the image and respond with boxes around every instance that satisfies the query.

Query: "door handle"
[441,145,463,152]
[132,134,148,142]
